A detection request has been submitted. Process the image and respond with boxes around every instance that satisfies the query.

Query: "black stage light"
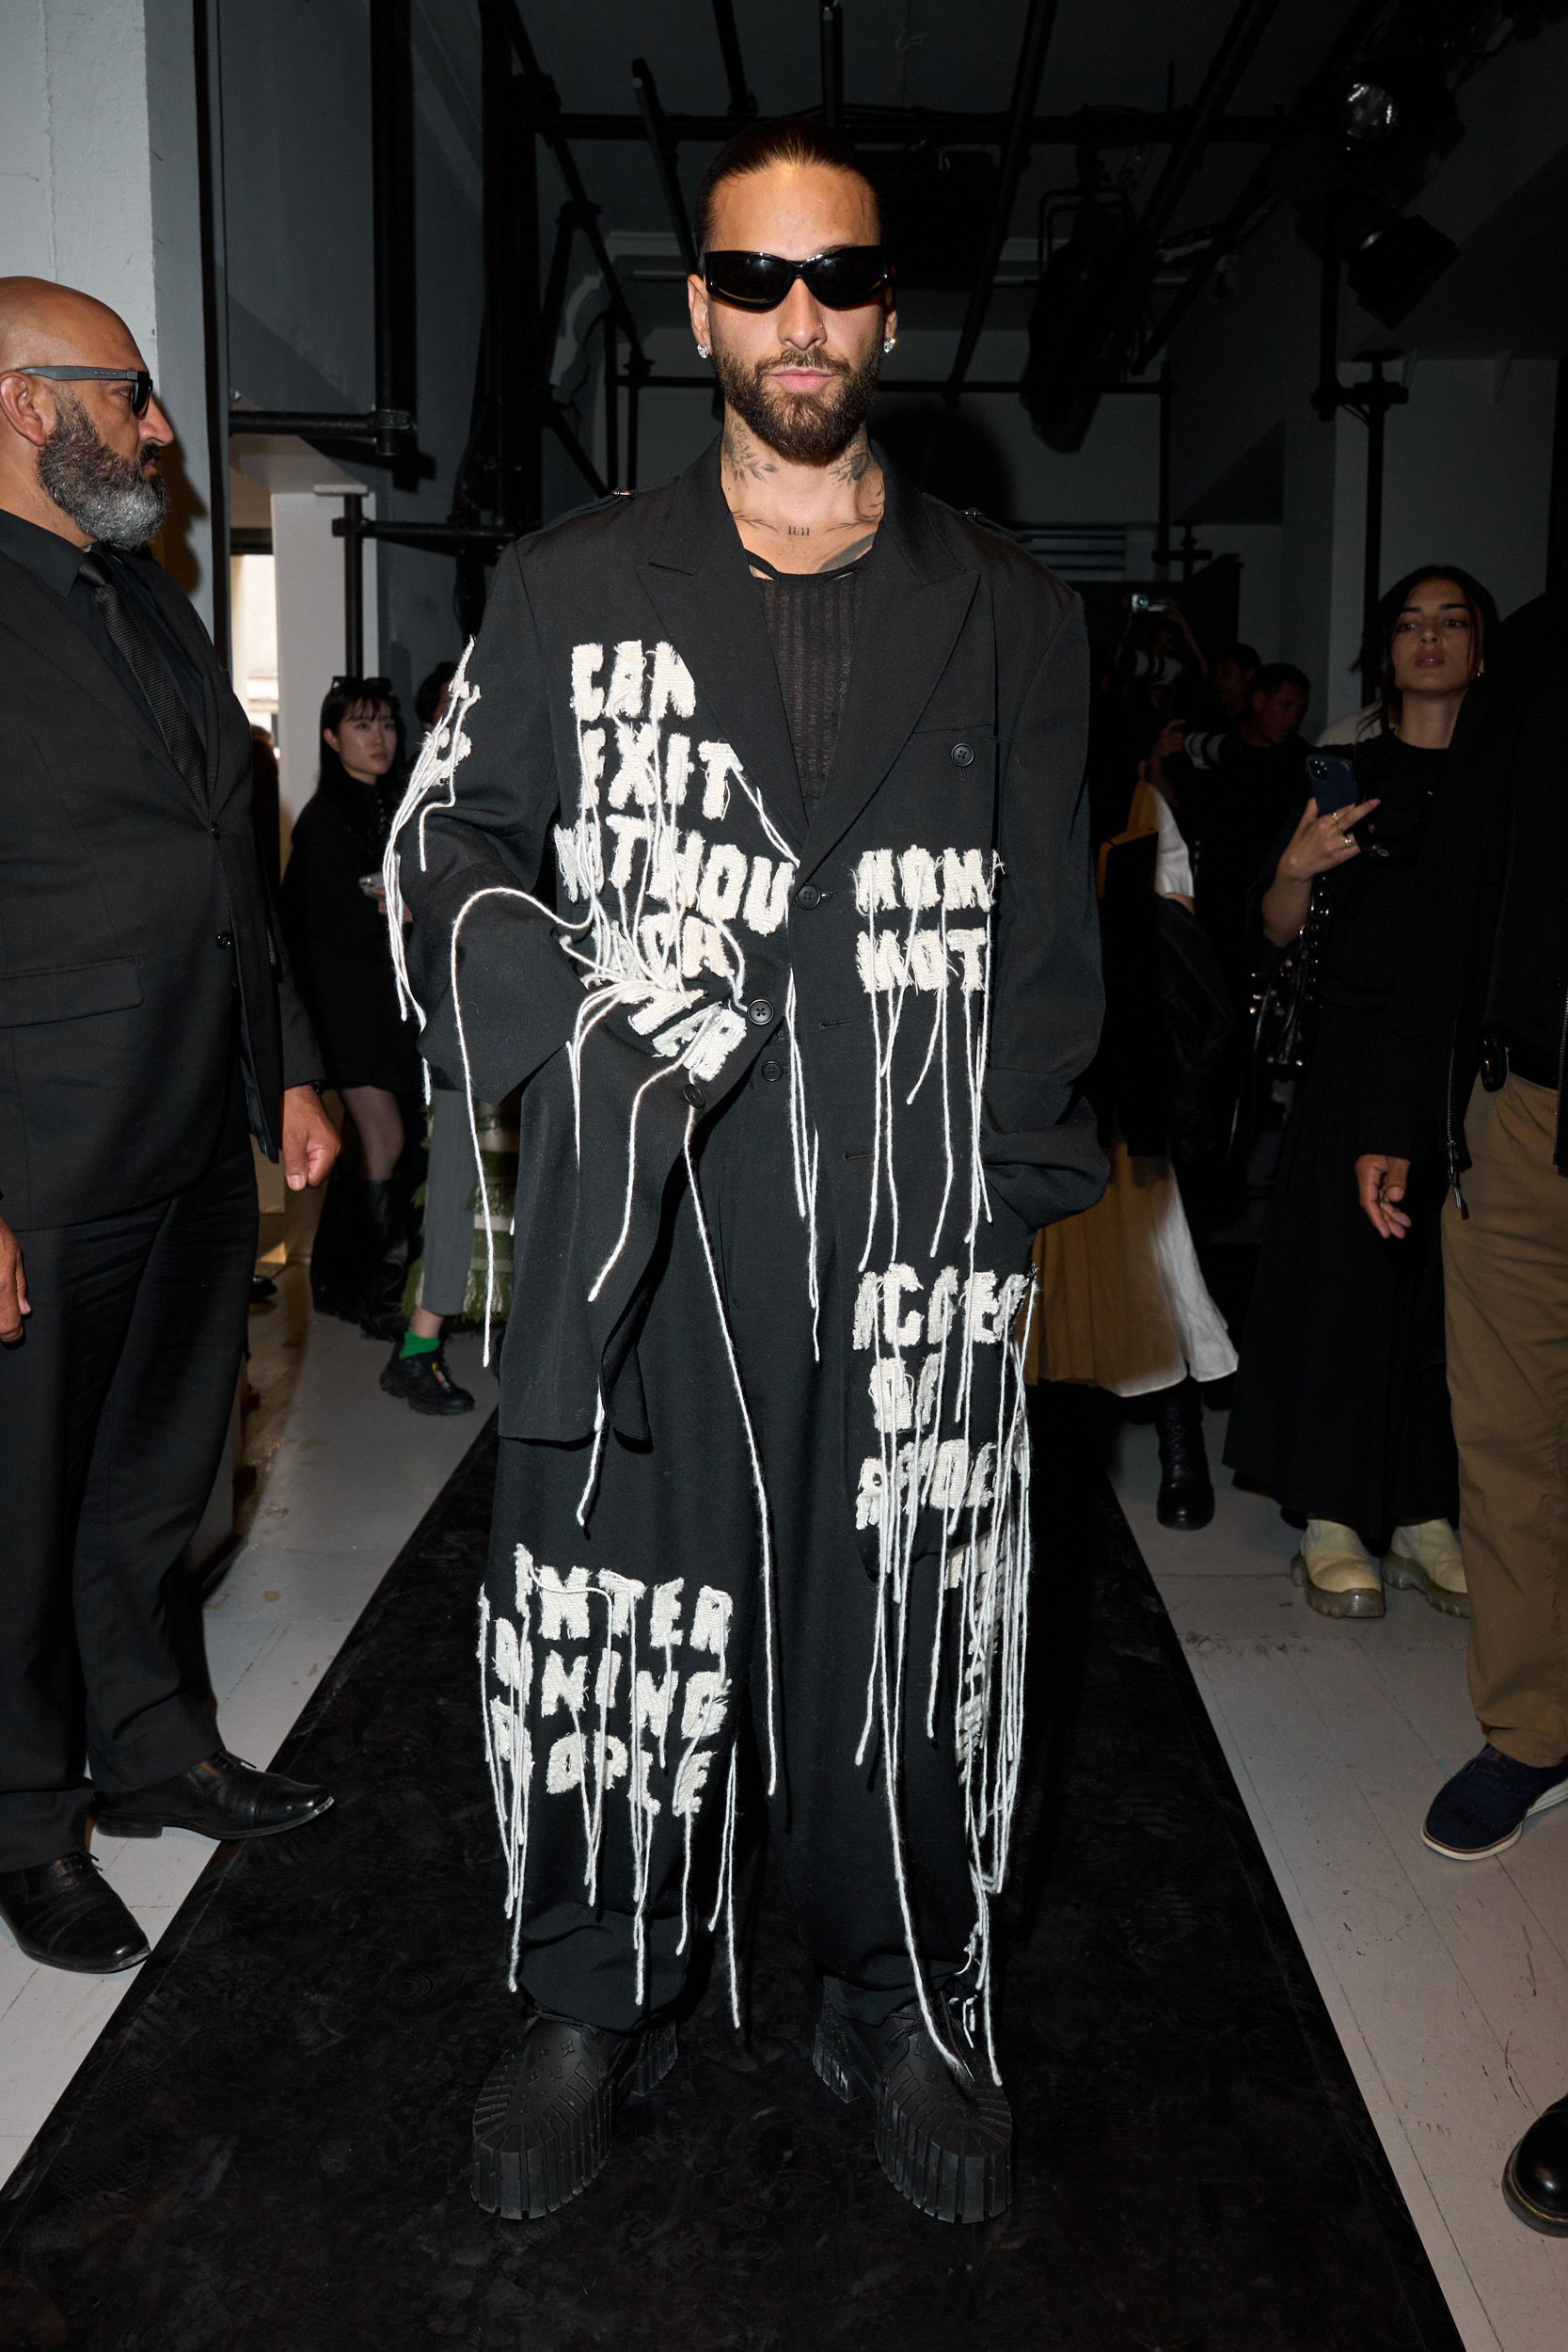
[1020,199,1144,453]
[1339,79,1401,150]
[1328,190,1457,324]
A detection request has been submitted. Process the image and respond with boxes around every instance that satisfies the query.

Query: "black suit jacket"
[0,542,320,1230]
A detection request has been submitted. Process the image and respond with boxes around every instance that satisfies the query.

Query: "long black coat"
[396,447,1104,1563]
[0,545,320,1231]
[281,770,422,1095]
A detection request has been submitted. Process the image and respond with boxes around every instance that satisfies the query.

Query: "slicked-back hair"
[692,118,882,260]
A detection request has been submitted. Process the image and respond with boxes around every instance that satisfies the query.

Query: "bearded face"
[711,332,882,466]
[39,391,167,549]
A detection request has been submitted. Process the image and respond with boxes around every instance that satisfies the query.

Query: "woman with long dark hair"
[1225,566,1497,1617]
[281,677,439,1359]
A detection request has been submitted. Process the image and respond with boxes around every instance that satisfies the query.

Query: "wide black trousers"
[0,1136,257,1870]
[490,1052,978,2032]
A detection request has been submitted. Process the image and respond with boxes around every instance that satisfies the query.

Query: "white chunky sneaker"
[1384,1518,1469,1617]
[1290,1518,1386,1620]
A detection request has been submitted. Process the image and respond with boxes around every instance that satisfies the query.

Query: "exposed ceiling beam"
[632,57,698,277]
[545,106,1289,147]
[1139,0,1284,246]
[502,3,644,358]
[944,0,1062,401]
[709,0,754,119]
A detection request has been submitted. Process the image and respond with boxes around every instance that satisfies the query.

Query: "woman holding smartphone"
[1224,566,1497,1619]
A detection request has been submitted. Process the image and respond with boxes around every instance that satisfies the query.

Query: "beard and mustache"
[39,393,168,549]
[712,332,882,464]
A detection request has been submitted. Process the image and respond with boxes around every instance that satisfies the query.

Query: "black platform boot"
[357,1177,410,1341]
[1152,1375,1214,1532]
[815,1984,1012,2223]
[472,2011,678,2220]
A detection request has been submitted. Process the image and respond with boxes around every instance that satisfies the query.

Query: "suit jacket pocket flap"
[0,958,143,1026]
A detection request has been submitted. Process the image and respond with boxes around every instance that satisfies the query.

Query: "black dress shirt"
[1486,691,1568,1080]
[0,507,207,755]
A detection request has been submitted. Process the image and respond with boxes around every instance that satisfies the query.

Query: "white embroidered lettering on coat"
[605,814,648,888]
[690,1586,733,1658]
[648,1003,747,1081]
[854,1454,885,1528]
[649,1580,685,1646]
[636,1668,675,1739]
[535,1565,590,1642]
[594,1647,622,1710]
[744,855,794,935]
[546,1731,583,1793]
[964,1269,1001,1343]
[856,930,907,995]
[673,1748,714,1816]
[646,826,705,911]
[664,733,692,807]
[577,727,606,809]
[947,927,988,992]
[606,640,646,719]
[696,739,740,819]
[966,1442,996,1505]
[852,1271,879,1349]
[915,1352,942,1428]
[647,641,696,724]
[608,720,659,810]
[540,1649,587,1717]
[899,848,941,911]
[595,1567,646,1635]
[697,842,750,923]
[927,1265,959,1341]
[854,848,898,913]
[871,1359,914,1433]
[882,1263,922,1346]
[942,846,991,910]
[493,1615,522,1690]
[681,915,732,981]
[681,1670,728,1739]
[626,984,696,1036]
[908,933,947,993]
[571,643,605,722]
[930,1437,969,1507]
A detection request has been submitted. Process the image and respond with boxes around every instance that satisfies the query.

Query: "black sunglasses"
[15,364,154,416]
[703,246,891,312]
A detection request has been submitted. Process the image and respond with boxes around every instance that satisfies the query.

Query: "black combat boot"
[471,2010,678,2220]
[1152,1375,1215,1531]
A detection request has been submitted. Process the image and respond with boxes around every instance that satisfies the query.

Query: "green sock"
[399,1329,440,1360]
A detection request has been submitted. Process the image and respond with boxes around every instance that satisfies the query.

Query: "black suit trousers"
[0,1135,257,1869]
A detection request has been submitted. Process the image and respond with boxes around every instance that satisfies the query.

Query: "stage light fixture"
[1329,191,1456,326]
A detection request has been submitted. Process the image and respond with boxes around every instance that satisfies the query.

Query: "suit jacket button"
[759,1059,784,1084]
[795,883,820,909]
[682,1081,705,1109]
[748,996,775,1025]
[210,822,222,839]
[950,741,975,767]
[215,931,232,949]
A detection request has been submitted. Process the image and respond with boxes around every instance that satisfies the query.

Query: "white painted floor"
[1113,1407,1568,2352]
[0,1201,497,2191]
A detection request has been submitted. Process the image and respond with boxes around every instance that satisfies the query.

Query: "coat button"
[950,741,975,767]
[215,931,232,949]
[759,1059,784,1084]
[748,996,775,1025]
[795,883,820,909]
[682,1081,705,1109]
[210,822,221,840]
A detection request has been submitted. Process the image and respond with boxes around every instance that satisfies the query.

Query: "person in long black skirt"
[281,676,468,1395]
[1225,567,1497,1618]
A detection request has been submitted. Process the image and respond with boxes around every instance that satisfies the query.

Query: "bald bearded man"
[0,279,339,1976]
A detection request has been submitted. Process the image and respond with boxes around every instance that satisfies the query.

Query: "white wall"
[0,0,220,628]
[271,489,379,840]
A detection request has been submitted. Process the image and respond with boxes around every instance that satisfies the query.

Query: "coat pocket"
[0,957,143,1026]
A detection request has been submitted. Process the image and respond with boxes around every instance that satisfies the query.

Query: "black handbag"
[1248,882,1325,1080]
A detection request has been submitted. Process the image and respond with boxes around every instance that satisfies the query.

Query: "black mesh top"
[748,544,874,821]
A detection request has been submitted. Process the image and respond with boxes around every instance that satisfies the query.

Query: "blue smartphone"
[1305,749,1359,815]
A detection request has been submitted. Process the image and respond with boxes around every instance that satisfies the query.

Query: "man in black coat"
[0,278,339,1979]
[394,124,1104,2226]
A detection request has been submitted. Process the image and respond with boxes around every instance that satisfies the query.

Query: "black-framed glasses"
[703,246,891,312]
[12,365,154,416]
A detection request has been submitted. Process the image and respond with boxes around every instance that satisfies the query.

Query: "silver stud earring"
[697,342,711,358]
[883,335,895,354]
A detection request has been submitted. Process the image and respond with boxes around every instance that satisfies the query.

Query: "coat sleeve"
[397,545,587,1099]
[984,590,1108,1229]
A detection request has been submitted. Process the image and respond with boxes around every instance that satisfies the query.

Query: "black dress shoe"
[472,2010,677,2220]
[1504,2091,1568,2233]
[0,1852,150,1974]
[1152,1376,1215,1532]
[95,1750,332,1842]
[379,1343,475,1416]
[814,1984,1012,2223]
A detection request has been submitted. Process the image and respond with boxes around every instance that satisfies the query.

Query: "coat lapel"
[141,559,227,811]
[636,449,808,853]
[0,551,188,794]
[800,463,978,879]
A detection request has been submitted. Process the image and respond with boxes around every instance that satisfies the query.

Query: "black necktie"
[78,548,207,800]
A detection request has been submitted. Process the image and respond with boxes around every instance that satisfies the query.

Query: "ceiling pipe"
[944,0,1062,403]
[710,0,755,119]
[820,4,844,132]
[1138,0,1283,248]
[632,57,699,277]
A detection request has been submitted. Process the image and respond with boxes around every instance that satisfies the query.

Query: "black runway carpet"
[0,1393,1463,2352]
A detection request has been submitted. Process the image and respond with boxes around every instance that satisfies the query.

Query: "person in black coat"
[1226,566,1496,1617]
[396,120,1104,2229]
[281,677,425,1340]
[0,278,338,1978]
